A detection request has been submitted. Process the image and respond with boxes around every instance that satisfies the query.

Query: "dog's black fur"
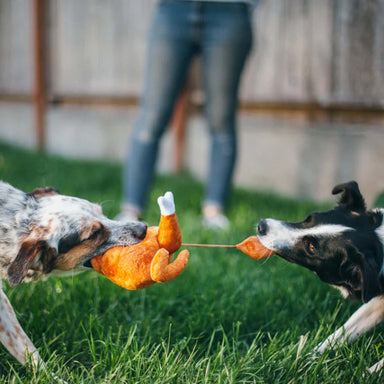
[258,181,384,303]
[257,181,384,373]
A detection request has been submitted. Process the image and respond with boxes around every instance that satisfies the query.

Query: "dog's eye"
[304,238,318,255]
[87,229,102,241]
[58,233,81,254]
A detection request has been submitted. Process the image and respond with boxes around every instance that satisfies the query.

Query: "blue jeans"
[124,0,253,211]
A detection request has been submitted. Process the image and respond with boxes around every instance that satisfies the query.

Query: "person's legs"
[122,2,198,217]
[201,2,253,227]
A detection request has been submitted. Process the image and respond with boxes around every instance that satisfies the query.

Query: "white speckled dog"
[0,181,147,371]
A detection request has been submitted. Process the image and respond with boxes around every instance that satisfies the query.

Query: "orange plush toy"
[91,192,189,290]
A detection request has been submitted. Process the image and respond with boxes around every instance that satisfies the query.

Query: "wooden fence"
[1,0,384,202]
[1,0,384,106]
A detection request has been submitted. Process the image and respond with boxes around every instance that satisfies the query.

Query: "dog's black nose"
[257,219,268,236]
[132,222,147,240]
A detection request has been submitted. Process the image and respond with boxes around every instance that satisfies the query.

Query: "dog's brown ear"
[332,181,366,212]
[7,239,55,286]
[28,187,59,199]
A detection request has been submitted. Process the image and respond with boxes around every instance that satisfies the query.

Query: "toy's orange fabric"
[91,192,189,290]
[158,213,181,254]
[236,236,273,259]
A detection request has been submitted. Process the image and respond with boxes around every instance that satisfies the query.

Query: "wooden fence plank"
[0,0,32,93]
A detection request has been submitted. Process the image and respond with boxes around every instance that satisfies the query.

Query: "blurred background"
[1,0,384,204]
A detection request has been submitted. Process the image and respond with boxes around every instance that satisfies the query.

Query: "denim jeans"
[124,0,253,211]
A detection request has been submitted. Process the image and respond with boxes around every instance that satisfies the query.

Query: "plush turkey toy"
[91,191,273,290]
[91,192,190,290]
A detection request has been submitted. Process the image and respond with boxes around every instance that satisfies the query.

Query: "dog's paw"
[310,338,334,361]
[311,328,345,358]
[312,341,327,356]
[368,358,384,375]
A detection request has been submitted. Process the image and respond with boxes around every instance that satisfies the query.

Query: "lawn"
[0,142,383,383]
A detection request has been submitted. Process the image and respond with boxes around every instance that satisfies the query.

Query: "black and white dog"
[257,181,384,373]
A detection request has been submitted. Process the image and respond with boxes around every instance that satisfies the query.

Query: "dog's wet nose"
[132,222,147,240]
[257,219,268,236]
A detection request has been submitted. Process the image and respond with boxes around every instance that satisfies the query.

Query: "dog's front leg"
[368,358,384,374]
[0,282,44,368]
[313,295,384,355]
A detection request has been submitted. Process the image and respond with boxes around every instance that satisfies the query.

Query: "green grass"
[0,142,383,383]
